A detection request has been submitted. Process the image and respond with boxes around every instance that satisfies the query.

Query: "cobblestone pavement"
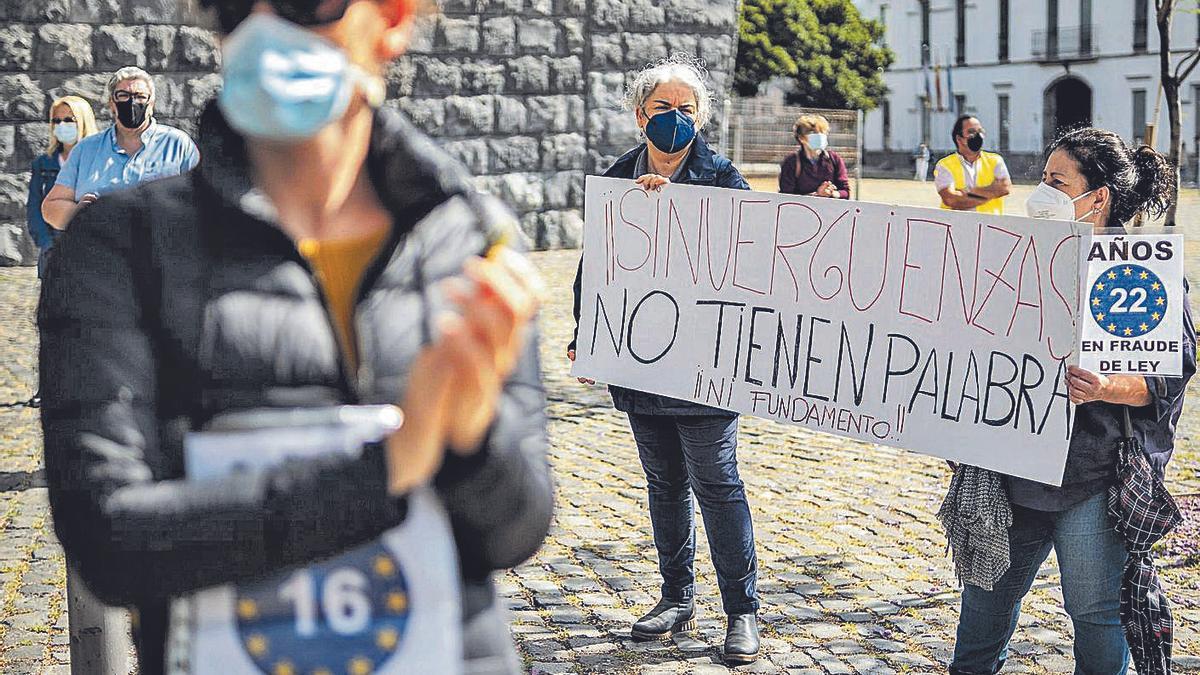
[2,252,1199,674]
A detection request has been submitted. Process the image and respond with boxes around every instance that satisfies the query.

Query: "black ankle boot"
[723,613,759,664]
[630,597,696,641]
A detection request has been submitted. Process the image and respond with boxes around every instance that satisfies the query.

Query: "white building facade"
[856,0,1200,177]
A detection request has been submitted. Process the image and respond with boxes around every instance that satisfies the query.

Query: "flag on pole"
[934,59,944,112]
[922,49,932,109]
[947,62,956,114]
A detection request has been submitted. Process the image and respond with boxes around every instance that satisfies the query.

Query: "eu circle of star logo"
[234,542,411,675]
[1089,263,1168,338]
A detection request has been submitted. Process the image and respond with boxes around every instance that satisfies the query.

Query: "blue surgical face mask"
[806,132,828,151]
[53,122,79,145]
[217,13,385,142]
[642,108,697,154]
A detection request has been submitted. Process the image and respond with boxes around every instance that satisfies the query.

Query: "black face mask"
[115,99,148,129]
[966,133,984,152]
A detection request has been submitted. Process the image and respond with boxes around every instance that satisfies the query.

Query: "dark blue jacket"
[27,153,60,250]
[570,134,749,416]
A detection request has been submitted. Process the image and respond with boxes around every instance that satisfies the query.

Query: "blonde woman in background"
[27,95,98,277]
[23,96,98,409]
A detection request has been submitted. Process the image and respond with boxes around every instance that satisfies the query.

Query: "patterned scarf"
[937,464,1012,591]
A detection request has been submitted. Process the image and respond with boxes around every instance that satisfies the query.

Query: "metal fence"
[721,98,864,197]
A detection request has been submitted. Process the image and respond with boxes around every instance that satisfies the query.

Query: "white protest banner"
[572,176,1092,486]
[1079,232,1185,376]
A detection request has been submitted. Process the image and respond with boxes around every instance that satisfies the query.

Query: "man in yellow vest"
[934,115,1011,214]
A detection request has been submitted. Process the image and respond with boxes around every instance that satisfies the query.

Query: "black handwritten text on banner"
[572,177,1091,486]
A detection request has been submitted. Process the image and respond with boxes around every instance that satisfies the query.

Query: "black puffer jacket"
[38,105,553,674]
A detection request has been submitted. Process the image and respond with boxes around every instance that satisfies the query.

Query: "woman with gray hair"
[42,65,198,230]
[568,54,761,665]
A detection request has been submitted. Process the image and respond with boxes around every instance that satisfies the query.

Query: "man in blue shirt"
[42,66,199,230]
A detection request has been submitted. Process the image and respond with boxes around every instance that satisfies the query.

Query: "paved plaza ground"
[1,179,1199,674]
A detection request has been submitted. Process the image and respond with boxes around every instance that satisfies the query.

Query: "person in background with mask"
[778,114,850,198]
[38,0,552,673]
[41,66,198,231]
[934,114,1011,213]
[946,128,1195,674]
[28,95,99,277]
[22,95,99,410]
[568,54,761,666]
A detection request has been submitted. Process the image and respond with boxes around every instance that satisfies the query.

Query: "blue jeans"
[950,492,1129,674]
[626,413,759,615]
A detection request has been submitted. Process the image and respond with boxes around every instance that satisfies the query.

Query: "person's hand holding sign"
[567,349,595,385]
[1066,366,1111,404]
[816,180,838,198]
[636,173,670,191]
[1065,365,1152,406]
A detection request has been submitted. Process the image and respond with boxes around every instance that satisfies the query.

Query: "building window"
[1194,84,1200,138]
[879,4,888,45]
[998,94,1010,152]
[1080,0,1093,55]
[1193,84,1200,148]
[956,0,966,64]
[1047,0,1059,58]
[999,0,1010,61]
[1192,85,1200,178]
[1134,0,1148,52]
[1133,89,1147,142]
[921,1,931,65]
[882,98,892,150]
[955,94,967,115]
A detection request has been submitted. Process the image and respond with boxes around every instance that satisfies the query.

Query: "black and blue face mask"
[643,108,696,154]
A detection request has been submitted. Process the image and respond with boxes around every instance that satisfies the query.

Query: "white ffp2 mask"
[1024,181,1095,221]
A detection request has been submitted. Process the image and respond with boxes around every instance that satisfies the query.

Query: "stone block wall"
[0,0,220,265]
[0,0,740,265]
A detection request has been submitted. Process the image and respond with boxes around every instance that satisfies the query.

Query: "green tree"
[735,0,894,111]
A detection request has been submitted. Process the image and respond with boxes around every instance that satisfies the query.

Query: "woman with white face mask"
[26,95,98,279]
[22,95,98,409]
[947,128,1196,675]
[778,114,850,198]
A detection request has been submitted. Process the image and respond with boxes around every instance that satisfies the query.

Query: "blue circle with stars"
[1089,263,1168,338]
[234,541,411,675]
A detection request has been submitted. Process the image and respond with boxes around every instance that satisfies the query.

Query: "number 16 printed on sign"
[234,542,413,675]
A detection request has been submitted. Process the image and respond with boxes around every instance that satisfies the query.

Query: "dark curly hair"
[1046,127,1174,226]
[951,114,977,145]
